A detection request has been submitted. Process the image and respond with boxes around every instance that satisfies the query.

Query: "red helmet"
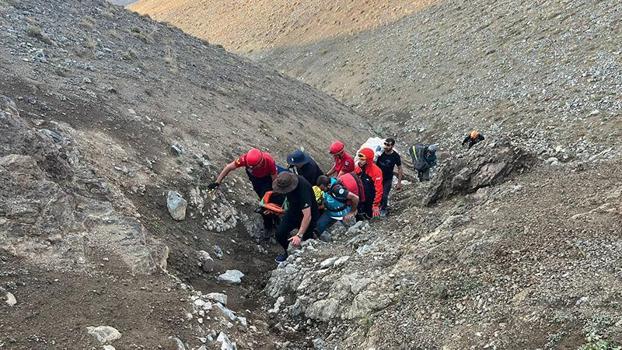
[246,148,264,167]
[329,141,345,154]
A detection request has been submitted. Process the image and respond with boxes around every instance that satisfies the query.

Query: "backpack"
[410,144,430,171]
[341,171,365,203]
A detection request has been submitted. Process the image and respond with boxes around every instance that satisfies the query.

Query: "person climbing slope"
[326,140,355,177]
[271,172,320,263]
[462,130,485,149]
[286,149,324,186]
[409,143,438,182]
[354,148,383,219]
[376,137,403,216]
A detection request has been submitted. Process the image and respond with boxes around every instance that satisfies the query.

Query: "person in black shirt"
[272,172,320,263]
[376,138,403,216]
[287,149,324,187]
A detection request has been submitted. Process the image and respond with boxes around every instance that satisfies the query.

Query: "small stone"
[334,256,350,267]
[167,191,187,221]
[5,292,17,306]
[213,245,224,259]
[217,332,236,350]
[320,257,338,269]
[171,143,185,156]
[86,326,121,344]
[103,346,115,350]
[545,157,559,166]
[216,303,237,321]
[197,250,214,272]
[205,292,228,305]
[168,336,187,350]
[218,270,244,284]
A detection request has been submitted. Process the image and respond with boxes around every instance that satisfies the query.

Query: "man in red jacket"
[354,148,383,218]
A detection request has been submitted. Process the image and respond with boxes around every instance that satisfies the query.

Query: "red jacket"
[355,148,383,209]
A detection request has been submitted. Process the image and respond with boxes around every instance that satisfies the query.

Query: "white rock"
[216,303,237,321]
[218,270,244,284]
[103,346,115,350]
[320,257,338,269]
[269,296,285,314]
[334,256,350,267]
[167,191,187,221]
[5,292,17,306]
[217,332,237,350]
[86,326,122,344]
[205,292,228,305]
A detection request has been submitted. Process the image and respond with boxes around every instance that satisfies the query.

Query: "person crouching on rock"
[272,172,320,263]
[354,148,383,219]
[462,130,485,149]
[409,143,438,182]
[315,175,359,241]
[208,148,282,233]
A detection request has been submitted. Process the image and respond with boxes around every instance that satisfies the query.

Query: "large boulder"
[424,139,535,205]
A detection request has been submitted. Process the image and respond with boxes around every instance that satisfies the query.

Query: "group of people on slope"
[208,130,484,263]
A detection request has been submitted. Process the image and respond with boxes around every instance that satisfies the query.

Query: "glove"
[372,206,381,218]
[207,182,220,190]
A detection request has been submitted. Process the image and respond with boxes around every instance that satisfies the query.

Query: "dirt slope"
[255,0,622,158]
[0,0,368,348]
[129,0,434,53]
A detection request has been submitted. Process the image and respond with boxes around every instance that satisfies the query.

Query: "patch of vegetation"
[26,24,53,45]
[358,315,374,336]
[79,16,96,29]
[122,48,137,61]
[0,0,17,7]
[84,35,97,49]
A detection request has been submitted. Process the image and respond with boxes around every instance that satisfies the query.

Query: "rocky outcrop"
[424,139,535,205]
[0,96,166,273]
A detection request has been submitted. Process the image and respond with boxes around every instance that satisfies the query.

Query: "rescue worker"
[208,148,281,232]
[272,172,320,263]
[376,137,403,216]
[462,130,485,149]
[354,148,383,218]
[409,144,438,182]
[286,149,324,186]
[315,176,359,241]
[326,140,355,177]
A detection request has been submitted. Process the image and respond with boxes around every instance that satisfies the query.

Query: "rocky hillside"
[0,0,369,348]
[133,0,621,162]
[130,0,433,53]
[2,0,621,349]
[267,145,622,349]
[126,0,622,349]
[254,0,621,159]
